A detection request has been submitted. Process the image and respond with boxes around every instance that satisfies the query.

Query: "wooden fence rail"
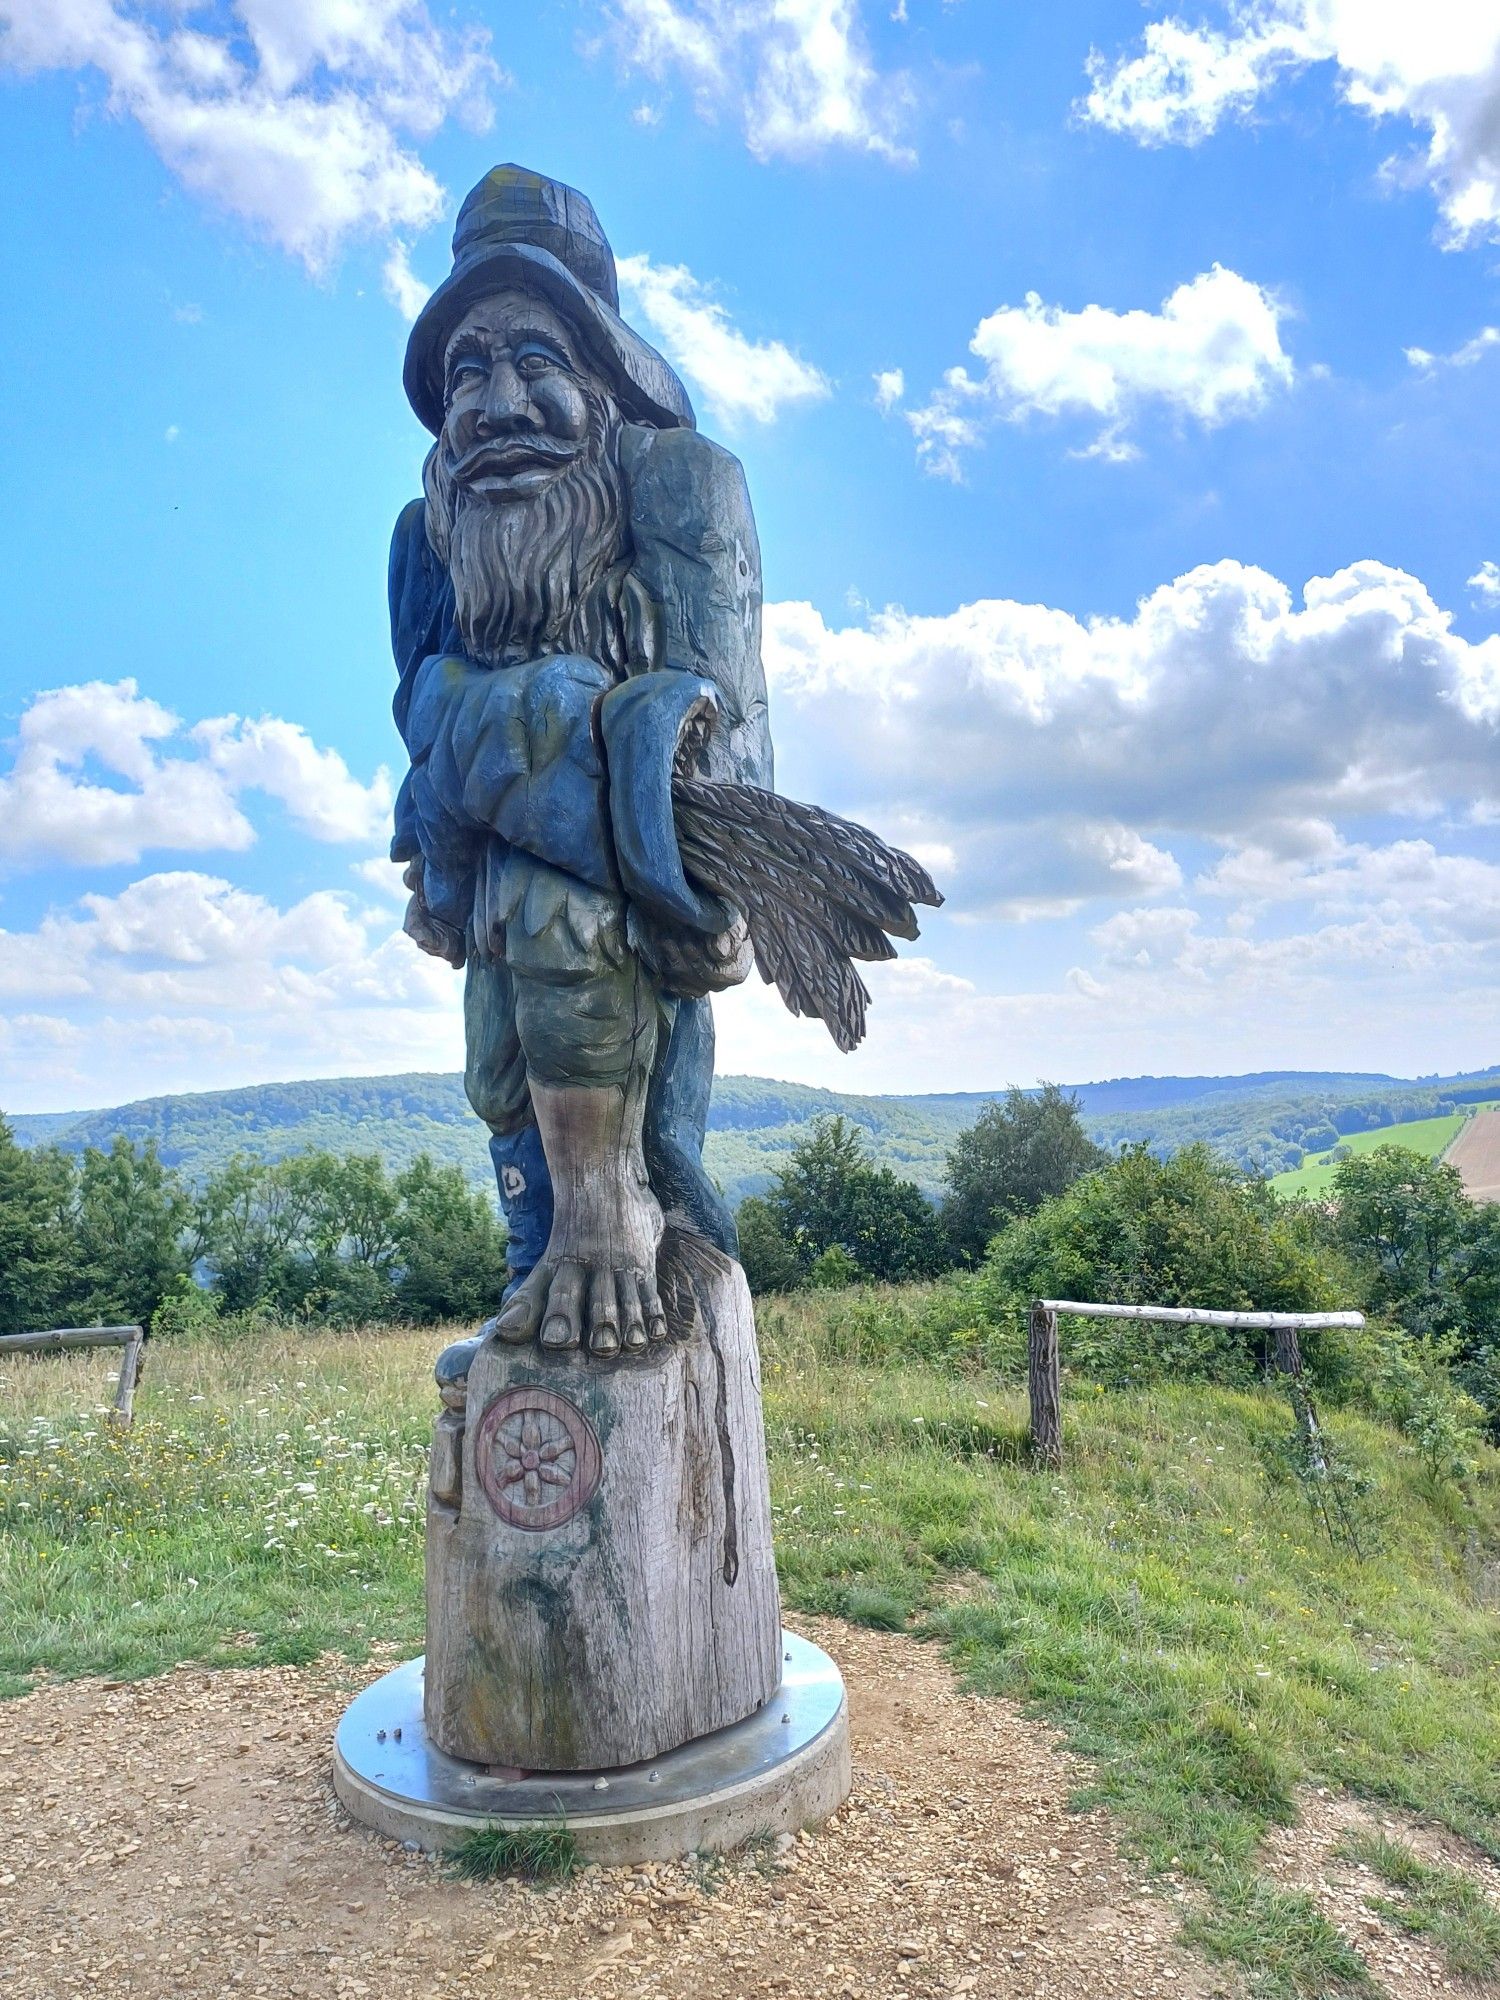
[0,1325,146,1425]
[1027,1300,1365,1469]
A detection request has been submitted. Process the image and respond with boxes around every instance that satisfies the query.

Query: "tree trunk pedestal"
[333,1245,851,1861]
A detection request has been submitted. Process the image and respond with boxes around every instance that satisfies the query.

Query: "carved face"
[423,288,629,669]
[438,291,596,503]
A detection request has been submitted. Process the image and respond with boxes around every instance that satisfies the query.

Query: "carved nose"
[479,359,536,433]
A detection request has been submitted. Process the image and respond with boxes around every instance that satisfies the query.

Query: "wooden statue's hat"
[404,164,695,436]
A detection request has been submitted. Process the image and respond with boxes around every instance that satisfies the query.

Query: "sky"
[1,0,1499,1115]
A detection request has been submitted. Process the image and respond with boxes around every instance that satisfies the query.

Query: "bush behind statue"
[976,1142,1342,1384]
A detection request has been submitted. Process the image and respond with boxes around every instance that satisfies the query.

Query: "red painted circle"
[474,1385,603,1531]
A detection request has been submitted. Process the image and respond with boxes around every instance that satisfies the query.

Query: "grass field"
[1446,1107,1500,1203]
[1270,1103,1499,1197]
[3,1299,1499,1997]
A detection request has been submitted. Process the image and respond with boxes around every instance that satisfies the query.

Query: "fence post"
[1271,1326,1303,1379]
[1028,1301,1062,1469]
[110,1328,145,1427]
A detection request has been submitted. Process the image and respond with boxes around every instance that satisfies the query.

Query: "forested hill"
[9,1063,1500,1205]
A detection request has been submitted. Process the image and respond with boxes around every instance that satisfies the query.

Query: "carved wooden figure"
[390,165,940,1773]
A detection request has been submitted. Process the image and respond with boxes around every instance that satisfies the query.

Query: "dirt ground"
[1,1618,1234,2000]
[6,1619,1498,2000]
[1446,1109,1500,1203]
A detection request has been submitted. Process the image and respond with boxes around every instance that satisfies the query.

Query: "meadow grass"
[3,1297,1499,1996]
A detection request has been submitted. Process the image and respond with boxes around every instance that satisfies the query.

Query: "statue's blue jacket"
[396,645,738,949]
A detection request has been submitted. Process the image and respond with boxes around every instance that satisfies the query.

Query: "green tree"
[1332,1146,1500,1428]
[394,1154,509,1323]
[734,1193,805,1296]
[197,1148,510,1326]
[298,1153,402,1320]
[70,1137,191,1327]
[1331,1147,1469,1336]
[942,1083,1107,1263]
[981,1143,1339,1381]
[196,1154,326,1312]
[0,1117,70,1332]
[767,1116,944,1285]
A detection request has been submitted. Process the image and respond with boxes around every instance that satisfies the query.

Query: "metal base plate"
[332,1632,851,1864]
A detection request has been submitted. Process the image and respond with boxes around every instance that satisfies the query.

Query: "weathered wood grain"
[1037,1300,1364,1329]
[425,1244,781,1770]
[2,1325,145,1427]
[1027,1303,1062,1471]
[1,1326,143,1352]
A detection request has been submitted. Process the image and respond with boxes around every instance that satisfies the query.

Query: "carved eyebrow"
[506,325,574,362]
[445,329,492,372]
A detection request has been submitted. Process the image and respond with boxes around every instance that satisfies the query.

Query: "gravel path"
[1264,1790,1500,2000]
[0,1618,1232,2000]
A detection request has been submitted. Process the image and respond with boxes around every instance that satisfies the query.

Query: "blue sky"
[2,1,1499,1113]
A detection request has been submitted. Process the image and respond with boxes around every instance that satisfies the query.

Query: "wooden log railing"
[0,1325,146,1425]
[1026,1300,1365,1469]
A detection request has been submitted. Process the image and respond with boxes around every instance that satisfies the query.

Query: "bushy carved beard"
[423,387,631,672]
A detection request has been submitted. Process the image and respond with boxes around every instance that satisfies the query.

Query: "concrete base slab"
[332,1632,851,1865]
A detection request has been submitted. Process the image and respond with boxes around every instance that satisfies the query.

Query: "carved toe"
[493,1274,545,1345]
[617,1270,648,1353]
[540,1261,585,1349]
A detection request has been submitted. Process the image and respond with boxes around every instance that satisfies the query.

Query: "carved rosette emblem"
[474,1386,602,1530]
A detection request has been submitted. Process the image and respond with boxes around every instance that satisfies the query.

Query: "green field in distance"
[1271,1102,1499,1197]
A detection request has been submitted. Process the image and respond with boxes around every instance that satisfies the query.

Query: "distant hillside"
[10,1062,1500,1206]
[1087,1068,1500,1177]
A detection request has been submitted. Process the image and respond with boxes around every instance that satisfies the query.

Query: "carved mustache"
[449,436,582,482]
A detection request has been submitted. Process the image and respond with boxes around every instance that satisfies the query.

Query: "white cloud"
[1068,898,1500,1065]
[0,680,391,869]
[1196,825,1500,939]
[381,240,432,320]
[0,869,461,1109]
[1082,14,1316,146]
[351,854,411,901]
[974,265,1291,423]
[1470,560,1500,604]
[1405,325,1500,371]
[1083,5,1500,248]
[192,714,391,843]
[762,557,1500,918]
[947,820,1184,922]
[617,253,830,425]
[903,370,986,480]
[872,367,904,412]
[604,0,914,163]
[708,890,1500,1093]
[902,266,1292,473]
[0,0,498,273]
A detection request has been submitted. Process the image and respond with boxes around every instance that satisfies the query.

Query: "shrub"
[747,1117,946,1288]
[150,1277,222,1341]
[736,1194,806,1295]
[976,1144,1341,1386]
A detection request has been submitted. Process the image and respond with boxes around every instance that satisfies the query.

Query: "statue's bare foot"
[492,1176,666,1358]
